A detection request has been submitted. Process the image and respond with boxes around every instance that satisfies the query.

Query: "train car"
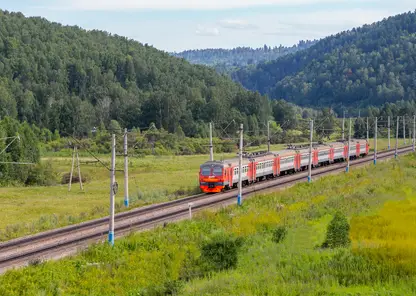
[199,139,369,193]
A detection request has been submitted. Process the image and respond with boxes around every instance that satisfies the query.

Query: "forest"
[232,10,416,112]
[172,40,316,70]
[0,10,272,137]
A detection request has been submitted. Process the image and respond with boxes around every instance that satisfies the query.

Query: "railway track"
[0,146,413,273]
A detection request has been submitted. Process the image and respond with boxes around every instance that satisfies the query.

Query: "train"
[199,139,369,193]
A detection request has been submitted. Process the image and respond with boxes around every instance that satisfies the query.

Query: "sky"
[0,0,414,52]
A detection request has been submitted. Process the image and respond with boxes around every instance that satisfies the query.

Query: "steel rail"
[0,146,413,273]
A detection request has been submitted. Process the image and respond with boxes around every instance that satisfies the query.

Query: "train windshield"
[213,166,223,176]
[201,166,211,176]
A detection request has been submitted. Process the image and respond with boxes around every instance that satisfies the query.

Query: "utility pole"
[76,147,83,190]
[109,134,116,246]
[374,117,377,165]
[404,115,406,145]
[209,122,214,161]
[388,116,391,150]
[366,117,369,143]
[395,116,399,159]
[346,118,352,172]
[267,120,271,153]
[413,115,415,152]
[68,146,75,192]
[123,129,129,207]
[342,111,345,141]
[237,124,243,206]
[308,120,313,182]
[68,146,83,191]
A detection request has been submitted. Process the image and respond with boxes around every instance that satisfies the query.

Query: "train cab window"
[213,166,223,176]
[201,166,211,176]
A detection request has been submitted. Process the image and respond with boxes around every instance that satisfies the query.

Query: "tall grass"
[1,154,416,295]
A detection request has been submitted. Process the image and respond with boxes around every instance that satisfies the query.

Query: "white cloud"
[218,19,258,30]
[260,9,391,38]
[55,0,367,11]
[195,25,220,36]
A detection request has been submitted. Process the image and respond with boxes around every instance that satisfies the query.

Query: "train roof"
[201,139,369,167]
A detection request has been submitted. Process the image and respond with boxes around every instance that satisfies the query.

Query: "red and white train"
[199,139,369,193]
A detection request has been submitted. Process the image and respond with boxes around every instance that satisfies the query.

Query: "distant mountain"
[0,10,272,137]
[232,11,416,110]
[172,41,317,71]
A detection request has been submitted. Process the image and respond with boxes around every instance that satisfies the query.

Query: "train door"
[356,143,360,157]
[313,150,319,166]
[276,157,281,176]
[344,145,348,159]
[294,153,300,171]
[251,161,257,182]
[273,157,278,176]
[330,147,334,162]
[227,167,232,185]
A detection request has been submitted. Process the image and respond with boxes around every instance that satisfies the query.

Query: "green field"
[0,139,407,241]
[1,152,415,295]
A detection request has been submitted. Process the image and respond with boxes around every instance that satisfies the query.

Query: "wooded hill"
[232,11,416,112]
[0,10,271,137]
[172,41,316,70]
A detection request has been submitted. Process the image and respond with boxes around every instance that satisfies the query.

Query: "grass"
[0,139,405,241]
[1,151,416,295]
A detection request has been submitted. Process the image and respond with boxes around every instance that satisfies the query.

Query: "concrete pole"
[374,117,377,165]
[366,117,369,143]
[388,116,391,150]
[346,118,351,172]
[308,120,313,182]
[413,115,415,152]
[108,134,116,246]
[342,111,345,141]
[237,124,243,206]
[123,128,129,207]
[267,121,270,153]
[395,116,399,159]
[404,115,406,145]
[209,122,214,161]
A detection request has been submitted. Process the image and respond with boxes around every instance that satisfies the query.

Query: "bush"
[61,172,89,184]
[272,226,288,243]
[200,232,244,273]
[25,161,57,186]
[322,212,351,248]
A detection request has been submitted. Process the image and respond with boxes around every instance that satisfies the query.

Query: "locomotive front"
[199,161,225,193]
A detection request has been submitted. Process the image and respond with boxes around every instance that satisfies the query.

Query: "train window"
[282,157,294,164]
[213,166,223,176]
[201,166,211,176]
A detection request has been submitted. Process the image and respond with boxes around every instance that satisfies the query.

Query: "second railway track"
[0,146,413,273]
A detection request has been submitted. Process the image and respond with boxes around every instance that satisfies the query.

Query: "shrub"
[61,172,89,184]
[322,212,351,248]
[272,226,288,243]
[25,161,57,186]
[200,232,244,273]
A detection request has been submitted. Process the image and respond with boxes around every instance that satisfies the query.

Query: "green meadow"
[0,139,405,241]
[1,152,416,295]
